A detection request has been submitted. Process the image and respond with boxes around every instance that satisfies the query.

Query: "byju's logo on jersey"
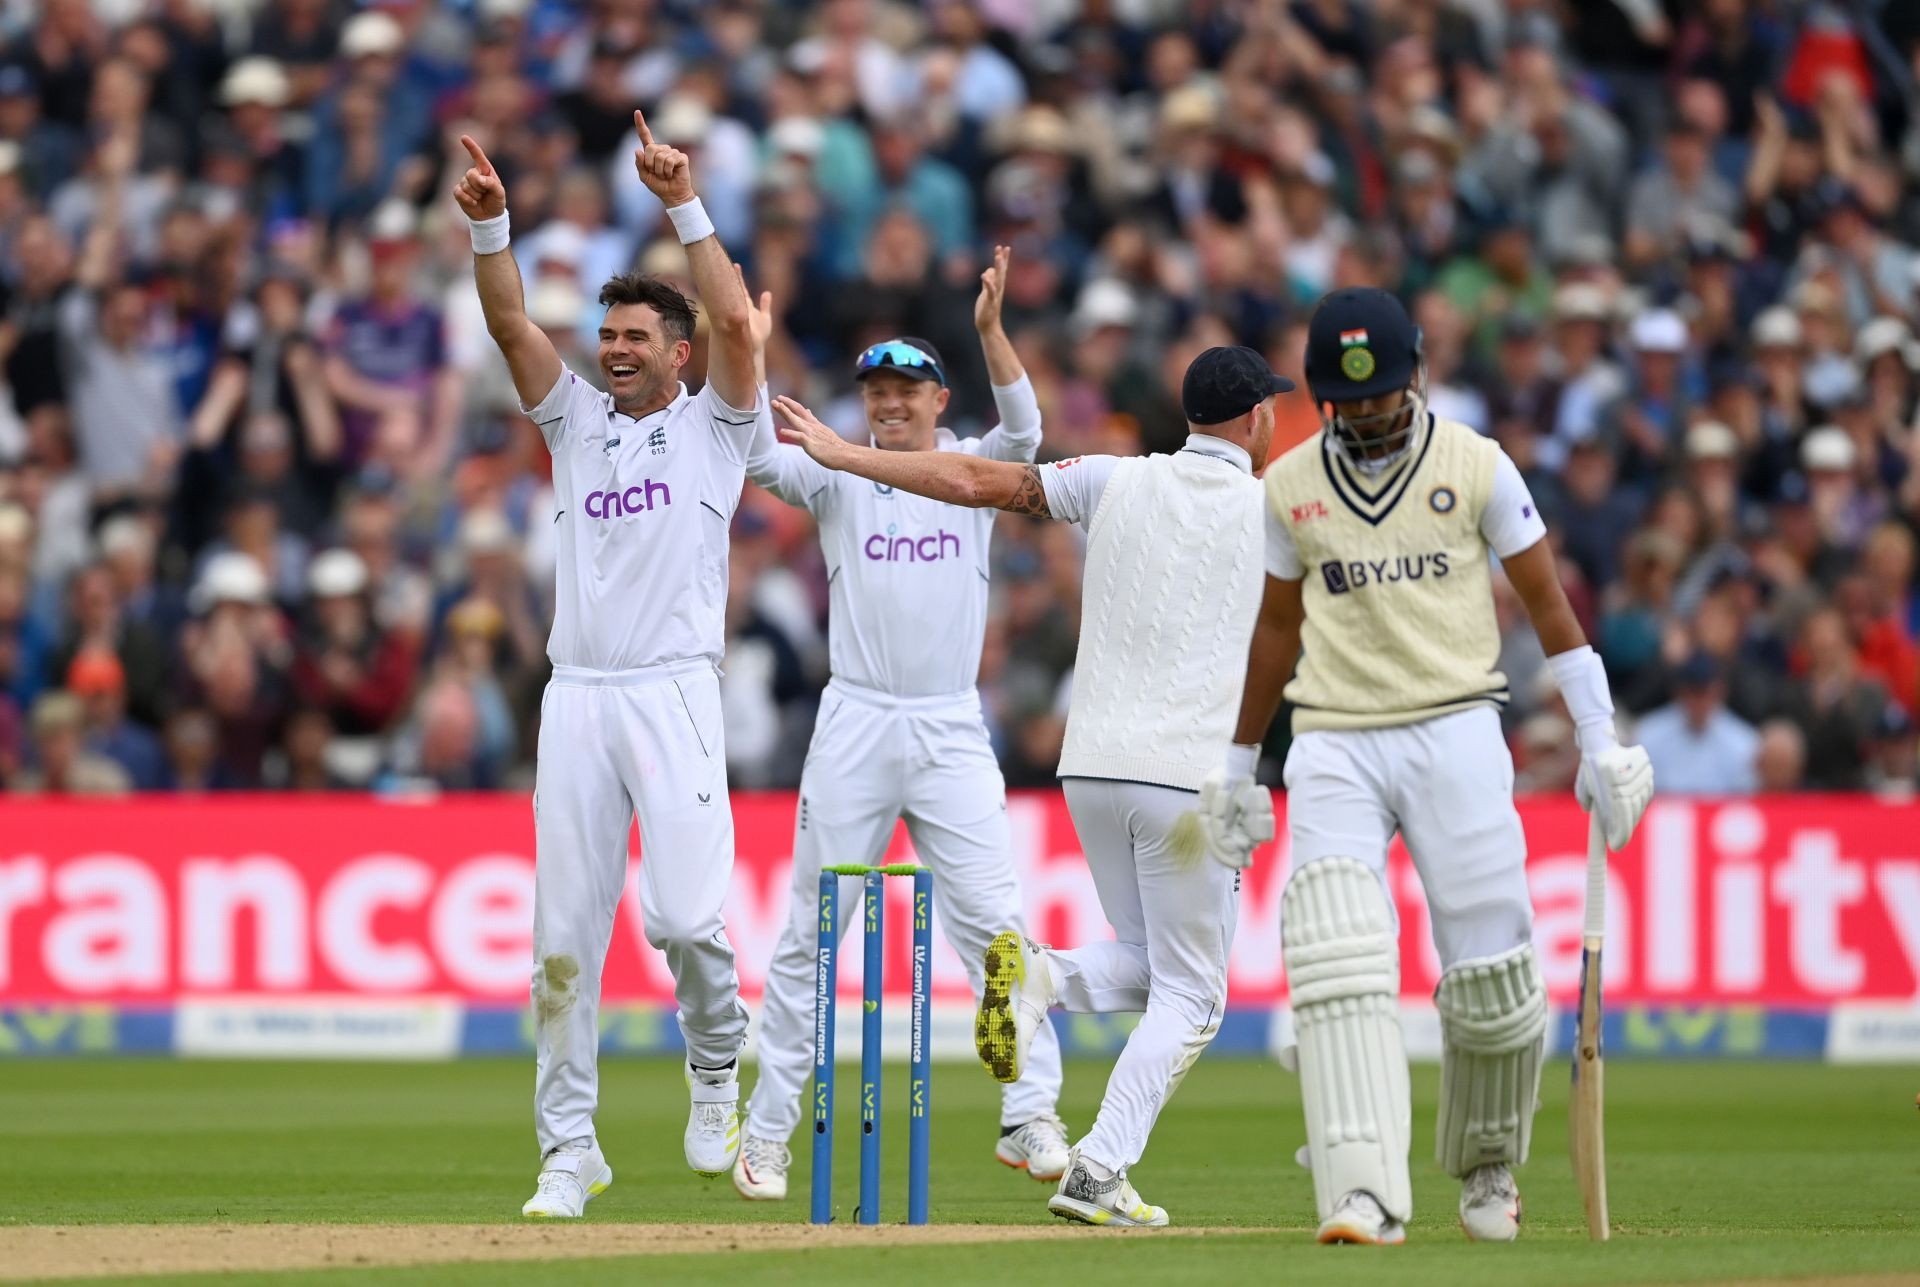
[865,526,962,562]
[585,480,673,519]
[1321,553,1450,594]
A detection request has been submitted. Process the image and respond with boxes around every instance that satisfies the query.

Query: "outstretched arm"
[774,395,1052,515]
[631,110,755,414]
[738,269,833,507]
[453,134,561,409]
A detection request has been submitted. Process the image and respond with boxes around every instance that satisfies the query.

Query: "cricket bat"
[1569,813,1610,1241]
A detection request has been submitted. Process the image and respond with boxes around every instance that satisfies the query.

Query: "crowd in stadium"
[0,0,1917,798]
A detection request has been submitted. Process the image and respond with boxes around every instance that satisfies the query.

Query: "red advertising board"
[3,794,1918,1007]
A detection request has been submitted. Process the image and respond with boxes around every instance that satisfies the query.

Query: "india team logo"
[1339,328,1375,382]
[1430,485,1457,513]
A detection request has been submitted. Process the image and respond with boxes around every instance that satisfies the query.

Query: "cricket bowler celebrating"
[455,114,760,1218]
[727,247,1070,1201]
[773,345,1293,1226]
[1208,288,1655,1244]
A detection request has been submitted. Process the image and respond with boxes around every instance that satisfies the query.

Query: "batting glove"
[1576,742,1655,850]
[1199,769,1274,870]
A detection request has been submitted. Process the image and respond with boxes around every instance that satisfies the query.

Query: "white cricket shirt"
[747,377,1043,697]
[528,367,756,671]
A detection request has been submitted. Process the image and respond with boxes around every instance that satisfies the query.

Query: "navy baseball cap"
[1181,346,1295,425]
[855,336,947,387]
[1305,287,1422,403]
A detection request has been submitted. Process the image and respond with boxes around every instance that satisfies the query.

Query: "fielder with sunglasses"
[728,246,1071,1202]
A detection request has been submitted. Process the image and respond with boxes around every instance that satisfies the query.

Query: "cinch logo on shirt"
[865,530,963,562]
[585,480,672,518]
[1321,553,1450,594]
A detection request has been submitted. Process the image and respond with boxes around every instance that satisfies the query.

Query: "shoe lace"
[534,1167,580,1200]
[694,1100,735,1131]
[1465,1164,1515,1204]
[1016,1112,1069,1148]
[742,1135,791,1171]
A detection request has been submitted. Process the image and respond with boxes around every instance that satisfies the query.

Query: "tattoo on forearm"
[1004,465,1052,517]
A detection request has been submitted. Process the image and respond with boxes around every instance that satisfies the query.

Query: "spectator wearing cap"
[1856,316,1919,429]
[291,548,420,737]
[1147,86,1245,235]
[49,561,168,729]
[430,507,543,680]
[14,689,130,795]
[208,57,304,222]
[175,550,292,787]
[315,11,431,175]
[0,61,81,200]
[322,199,461,476]
[1606,308,1698,487]
[1548,435,1643,592]
[65,645,163,788]
[1863,702,1918,797]
[1800,424,1881,552]
[1542,283,1625,466]
[1634,651,1761,794]
[1786,606,1894,790]
[1792,179,1917,326]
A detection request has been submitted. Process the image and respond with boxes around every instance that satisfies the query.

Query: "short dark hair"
[597,273,697,343]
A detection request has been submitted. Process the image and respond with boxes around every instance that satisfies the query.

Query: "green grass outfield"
[2,1056,1917,1284]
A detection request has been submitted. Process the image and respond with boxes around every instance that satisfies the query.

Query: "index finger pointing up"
[633,109,654,148]
[458,134,494,175]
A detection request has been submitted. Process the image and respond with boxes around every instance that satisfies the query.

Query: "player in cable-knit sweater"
[771,345,1295,1227]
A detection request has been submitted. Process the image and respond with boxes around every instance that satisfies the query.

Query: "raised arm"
[774,395,1052,515]
[632,110,755,414]
[973,243,1043,463]
[738,270,833,507]
[452,134,562,409]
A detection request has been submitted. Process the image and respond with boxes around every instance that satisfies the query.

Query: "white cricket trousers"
[532,660,749,1155]
[1051,777,1239,1174]
[1284,706,1531,966]
[747,679,1064,1140]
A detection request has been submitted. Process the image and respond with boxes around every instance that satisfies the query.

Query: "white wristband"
[665,197,714,245]
[1547,645,1618,753]
[469,211,509,255]
[1227,743,1261,778]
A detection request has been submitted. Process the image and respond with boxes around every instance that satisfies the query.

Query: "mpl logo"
[865,527,962,562]
[1291,500,1329,524]
[585,480,672,519]
[1321,552,1450,594]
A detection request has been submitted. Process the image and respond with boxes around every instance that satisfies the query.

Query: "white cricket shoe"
[978,931,1053,1084]
[731,1133,791,1201]
[521,1141,612,1218]
[1317,1190,1406,1245]
[997,1112,1072,1182]
[684,1062,741,1177]
[1046,1149,1168,1227]
[1459,1163,1522,1242]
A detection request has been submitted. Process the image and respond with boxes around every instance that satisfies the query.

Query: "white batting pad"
[1281,856,1413,1222]
[1434,942,1549,1177]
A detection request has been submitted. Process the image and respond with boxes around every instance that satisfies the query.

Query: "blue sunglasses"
[855,340,946,387]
